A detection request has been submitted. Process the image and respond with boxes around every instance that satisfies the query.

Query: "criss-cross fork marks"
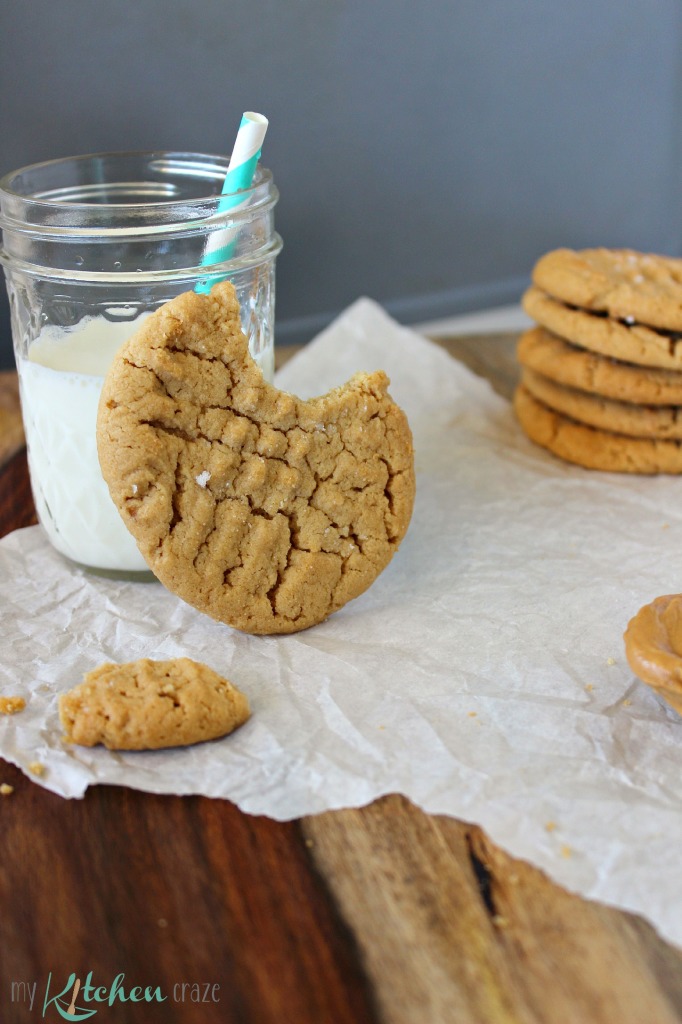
[98,283,415,633]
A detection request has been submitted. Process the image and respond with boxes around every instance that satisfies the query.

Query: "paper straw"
[195,111,269,294]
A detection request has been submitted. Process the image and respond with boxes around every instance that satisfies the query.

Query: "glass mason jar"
[0,151,282,576]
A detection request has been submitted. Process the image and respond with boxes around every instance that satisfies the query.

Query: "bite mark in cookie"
[97,282,415,634]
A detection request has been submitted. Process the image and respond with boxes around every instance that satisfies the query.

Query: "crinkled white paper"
[2,298,682,947]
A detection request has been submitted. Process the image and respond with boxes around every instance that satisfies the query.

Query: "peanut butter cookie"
[521,367,682,440]
[59,657,250,750]
[523,286,682,370]
[514,384,682,474]
[517,327,682,406]
[97,282,415,634]
[532,248,682,332]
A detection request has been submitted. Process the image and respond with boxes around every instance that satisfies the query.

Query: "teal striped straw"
[195,111,269,294]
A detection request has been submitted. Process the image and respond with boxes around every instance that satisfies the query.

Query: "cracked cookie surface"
[97,282,415,634]
[59,658,250,750]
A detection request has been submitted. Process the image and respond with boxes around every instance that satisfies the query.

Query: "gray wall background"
[1,0,681,369]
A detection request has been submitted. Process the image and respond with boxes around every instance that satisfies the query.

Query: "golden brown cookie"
[97,282,415,635]
[514,384,682,473]
[517,327,682,406]
[624,595,682,716]
[521,367,682,440]
[59,657,250,750]
[522,286,682,370]
[532,248,682,331]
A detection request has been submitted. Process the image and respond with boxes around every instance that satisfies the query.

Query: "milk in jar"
[18,313,276,572]
[1,150,281,573]
[17,317,151,572]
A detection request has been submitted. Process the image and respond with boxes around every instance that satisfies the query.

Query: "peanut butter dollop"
[624,594,682,715]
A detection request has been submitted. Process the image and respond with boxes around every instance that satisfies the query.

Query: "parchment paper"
[2,298,682,947]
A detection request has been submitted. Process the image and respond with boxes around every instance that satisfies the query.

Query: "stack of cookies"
[514,247,682,473]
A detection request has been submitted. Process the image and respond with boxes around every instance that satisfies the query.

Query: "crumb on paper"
[584,684,594,692]
[378,725,385,731]
[662,523,670,530]
[606,657,616,666]
[0,783,14,796]
[622,699,632,707]
[0,696,25,715]
[545,821,557,833]
[468,711,477,717]
[561,845,572,858]
[28,762,45,777]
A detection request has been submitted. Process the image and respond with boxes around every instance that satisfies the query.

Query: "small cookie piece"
[514,384,682,473]
[532,248,682,331]
[0,696,25,715]
[523,286,682,370]
[97,282,415,635]
[517,328,682,406]
[521,367,682,440]
[624,595,682,716]
[59,658,250,750]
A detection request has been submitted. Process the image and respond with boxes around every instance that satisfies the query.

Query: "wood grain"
[2,337,682,1024]
[303,797,682,1024]
[0,760,379,1024]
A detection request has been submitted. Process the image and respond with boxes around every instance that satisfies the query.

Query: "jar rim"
[0,149,273,211]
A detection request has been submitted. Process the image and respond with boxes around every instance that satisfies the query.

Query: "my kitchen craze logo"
[11,972,221,1018]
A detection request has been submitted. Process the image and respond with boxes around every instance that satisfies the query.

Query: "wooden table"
[2,338,682,1024]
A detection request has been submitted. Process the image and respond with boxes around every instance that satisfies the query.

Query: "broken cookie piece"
[59,658,250,750]
[97,281,415,634]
